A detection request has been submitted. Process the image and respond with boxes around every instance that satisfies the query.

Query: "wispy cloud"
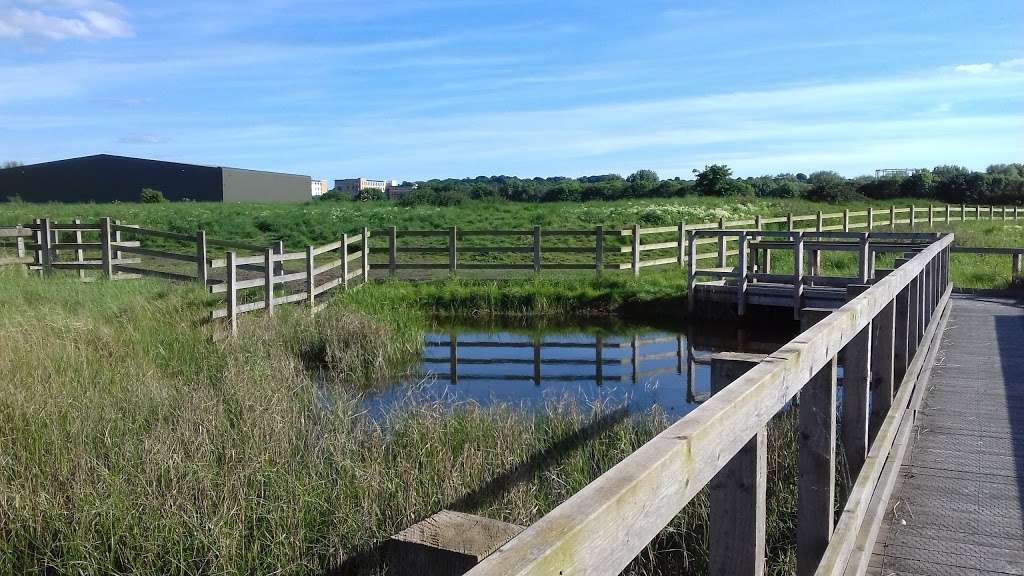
[0,0,132,41]
[116,133,169,144]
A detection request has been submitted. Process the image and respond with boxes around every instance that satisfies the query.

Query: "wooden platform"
[871,295,1024,575]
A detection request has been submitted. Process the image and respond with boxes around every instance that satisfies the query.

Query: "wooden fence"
[465,232,955,576]
[1,203,1018,329]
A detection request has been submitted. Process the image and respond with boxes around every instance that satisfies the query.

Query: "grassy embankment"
[0,268,808,575]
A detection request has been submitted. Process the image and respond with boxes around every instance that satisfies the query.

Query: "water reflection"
[362,319,793,419]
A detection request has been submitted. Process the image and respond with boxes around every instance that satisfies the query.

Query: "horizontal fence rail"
[465,232,954,576]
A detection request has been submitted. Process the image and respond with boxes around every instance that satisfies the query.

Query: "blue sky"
[1,0,1022,181]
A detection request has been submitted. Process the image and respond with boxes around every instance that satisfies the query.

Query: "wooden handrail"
[466,233,953,576]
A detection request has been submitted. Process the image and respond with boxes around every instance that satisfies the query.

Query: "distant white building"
[311,179,329,196]
[334,177,416,200]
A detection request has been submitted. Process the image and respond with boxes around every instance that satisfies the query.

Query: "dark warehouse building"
[0,154,312,203]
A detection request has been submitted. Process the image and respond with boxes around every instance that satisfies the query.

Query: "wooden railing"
[465,233,954,576]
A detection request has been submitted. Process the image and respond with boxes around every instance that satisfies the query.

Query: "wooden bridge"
[459,231,1024,575]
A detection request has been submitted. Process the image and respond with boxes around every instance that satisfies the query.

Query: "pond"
[361,316,796,419]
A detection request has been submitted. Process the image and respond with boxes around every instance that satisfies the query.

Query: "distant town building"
[875,168,925,178]
[0,154,312,203]
[311,179,329,196]
[334,177,416,200]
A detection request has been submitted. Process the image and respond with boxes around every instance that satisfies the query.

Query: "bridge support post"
[710,352,767,576]
[795,320,837,576]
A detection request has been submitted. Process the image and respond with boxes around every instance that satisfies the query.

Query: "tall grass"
[0,269,810,574]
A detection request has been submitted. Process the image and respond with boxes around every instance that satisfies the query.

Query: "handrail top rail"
[467,232,954,576]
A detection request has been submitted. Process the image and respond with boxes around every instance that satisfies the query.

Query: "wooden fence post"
[40,218,54,274]
[890,205,896,229]
[816,210,823,232]
[389,226,398,277]
[449,226,457,274]
[755,214,763,230]
[961,203,966,221]
[844,285,872,477]
[361,227,370,283]
[99,217,113,277]
[274,240,284,276]
[944,204,950,224]
[842,209,849,232]
[264,247,275,316]
[718,217,727,267]
[909,205,916,229]
[595,225,604,273]
[306,245,315,308]
[1015,206,1019,220]
[1003,205,1008,221]
[677,221,686,268]
[928,204,935,227]
[31,218,41,273]
[989,205,995,220]
[737,232,748,316]
[870,299,896,441]
[341,233,349,289]
[687,230,697,314]
[632,223,641,277]
[796,331,837,576]
[709,353,767,576]
[74,218,86,280]
[867,206,874,229]
[533,225,542,273]
[196,230,208,286]
[787,212,794,231]
[113,219,123,262]
[227,251,237,335]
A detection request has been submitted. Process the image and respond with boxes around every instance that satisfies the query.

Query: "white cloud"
[0,0,131,41]
[955,63,994,74]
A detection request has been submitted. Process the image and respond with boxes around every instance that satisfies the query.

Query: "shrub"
[139,188,166,203]
[356,187,386,202]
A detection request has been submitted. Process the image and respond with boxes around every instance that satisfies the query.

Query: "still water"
[362,318,795,419]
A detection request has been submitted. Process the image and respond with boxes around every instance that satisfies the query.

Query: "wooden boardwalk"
[871,295,1024,575]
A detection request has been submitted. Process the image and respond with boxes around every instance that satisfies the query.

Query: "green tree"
[139,188,166,203]
[692,164,733,196]
[899,170,933,198]
[805,171,855,202]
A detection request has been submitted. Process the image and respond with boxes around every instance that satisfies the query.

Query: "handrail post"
[718,217,727,267]
[341,233,349,289]
[533,225,542,273]
[796,334,837,576]
[264,247,275,316]
[709,354,767,575]
[306,245,315,308]
[677,221,685,268]
[99,217,113,278]
[389,225,397,277]
[595,225,604,273]
[632,223,641,276]
[792,232,804,319]
[893,258,911,382]
[449,226,457,275]
[227,251,237,335]
[843,285,872,477]
[196,230,208,286]
[857,233,870,283]
[737,232,749,316]
[361,227,370,283]
[870,298,896,441]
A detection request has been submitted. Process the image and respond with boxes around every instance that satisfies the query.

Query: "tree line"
[320,163,1024,206]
